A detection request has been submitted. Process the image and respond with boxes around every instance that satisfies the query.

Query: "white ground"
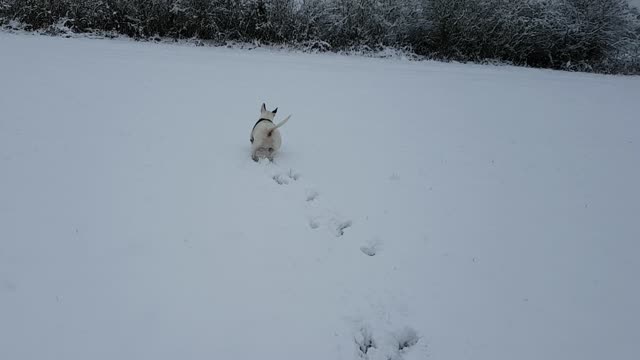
[1,32,639,360]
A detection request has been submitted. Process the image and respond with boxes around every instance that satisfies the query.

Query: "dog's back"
[251,121,282,154]
[250,103,290,161]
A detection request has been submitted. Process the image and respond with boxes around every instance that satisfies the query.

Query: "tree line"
[2,0,639,74]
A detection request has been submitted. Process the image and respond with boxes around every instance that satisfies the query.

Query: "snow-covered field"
[1,32,639,360]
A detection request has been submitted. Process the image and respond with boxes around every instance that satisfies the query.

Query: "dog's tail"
[268,114,292,136]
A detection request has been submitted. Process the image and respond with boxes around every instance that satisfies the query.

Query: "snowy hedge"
[1,0,639,74]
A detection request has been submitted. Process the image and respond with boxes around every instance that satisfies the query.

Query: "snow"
[1,32,639,360]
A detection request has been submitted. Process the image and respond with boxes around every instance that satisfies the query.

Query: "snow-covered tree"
[1,0,639,73]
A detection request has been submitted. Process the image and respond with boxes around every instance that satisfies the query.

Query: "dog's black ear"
[261,103,266,112]
[273,107,278,114]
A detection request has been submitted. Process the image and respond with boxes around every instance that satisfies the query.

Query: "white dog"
[250,103,291,161]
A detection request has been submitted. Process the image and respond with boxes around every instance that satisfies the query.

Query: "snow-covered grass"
[1,32,639,360]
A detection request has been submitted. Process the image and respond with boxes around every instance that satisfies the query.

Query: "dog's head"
[260,103,278,121]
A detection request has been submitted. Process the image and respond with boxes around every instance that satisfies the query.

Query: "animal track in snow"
[272,174,290,185]
[264,164,353,238]
[352,325,420,360]
[305,189,319,202]
[354,327,376,357]
[306,216,353,238]
[272,169,301,185]
[360,245,376,256]
[288,169,301,181]
[360,238,381,257]
[308,218,320,229]
[333,219,352,237]
[394,326,420,352]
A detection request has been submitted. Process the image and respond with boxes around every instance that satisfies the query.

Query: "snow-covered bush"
[1,0,639,74]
